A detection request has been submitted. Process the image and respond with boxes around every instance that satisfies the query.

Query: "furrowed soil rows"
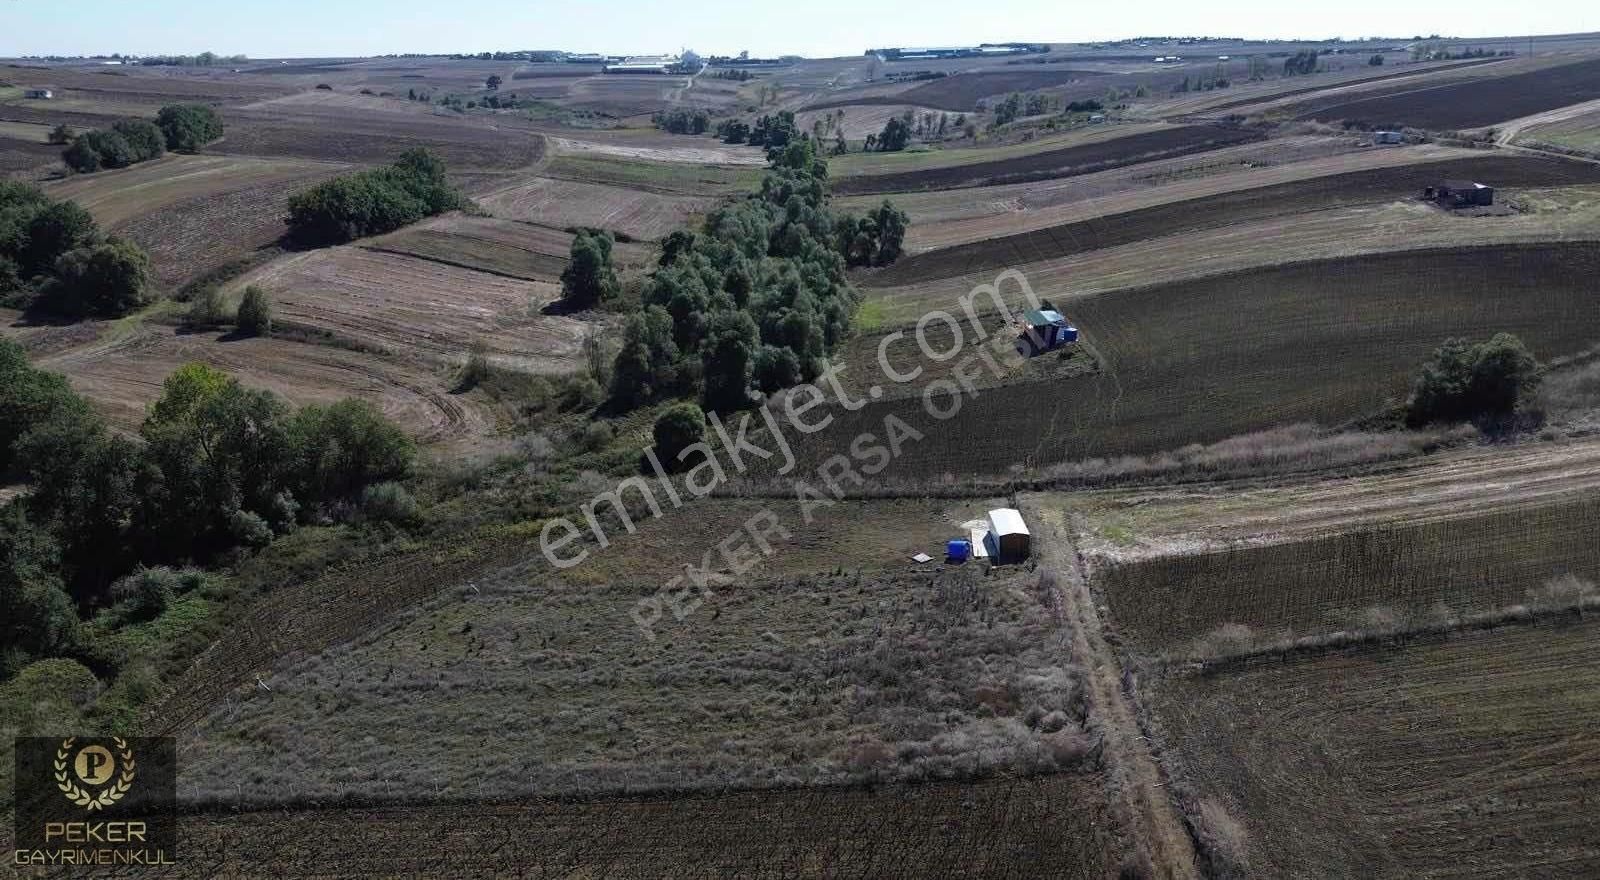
[119,774,1126,878]
[34,325,494,442]
[477,176,719,240]
[809,70,1111,112]
[790,243,1600,477]
[1299,56,1600,130]
[363,215,576,282]
[868,153,1600,286]
[229,247,589,372]
[1099,496,1600,654]
[833,124,1264,194]
[1150,622,1600,877]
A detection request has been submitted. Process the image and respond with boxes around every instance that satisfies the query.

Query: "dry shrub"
[1193,798,1252,879]
[1344,605,1408,637]
[1038,424,1455,489]
[1190,623,1259,658]
[1527,575,1597,614]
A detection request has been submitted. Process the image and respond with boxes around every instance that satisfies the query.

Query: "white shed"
[986,508,1031,563]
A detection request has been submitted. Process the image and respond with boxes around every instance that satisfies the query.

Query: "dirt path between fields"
[1023,501,1202,880]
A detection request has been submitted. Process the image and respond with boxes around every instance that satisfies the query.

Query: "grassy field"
[179,565,1086,803]
[786,243,1600,478]
[42,153,346,228]
[1150,621,1600,877]
[1097,496,1600,654]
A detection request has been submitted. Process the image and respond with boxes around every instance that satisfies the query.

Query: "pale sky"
[2,0,1594,59]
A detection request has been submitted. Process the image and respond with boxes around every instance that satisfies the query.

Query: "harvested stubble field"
[832,124,1264,194]
[810,69,1110,112]
[1096,496,1600,654]
[827,122,1168,177]
[1150,621,1600,877]
[1159,56,1506,116]
[364,215,573,282]
[476,175,719,240]
[546,133,769,168]
[842,138,1453,253]
[42,153,347,228]
[32,324,494,442]
[228,247,589,372]
[212,113,543,169]
[1061,434,1600,562]
[866,153,1600,287]
[789,243,1600,477]
[122,774,1125,878]
[179,565,1089,803]
[543,150,765,195]
[1298,56,1600,130]
[869,191,1600,325]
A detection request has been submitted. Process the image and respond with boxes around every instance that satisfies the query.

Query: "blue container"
[947,539,972,562]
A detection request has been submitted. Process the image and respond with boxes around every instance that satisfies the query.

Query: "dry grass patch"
[179,566,1086,805]
[477,176,718,240]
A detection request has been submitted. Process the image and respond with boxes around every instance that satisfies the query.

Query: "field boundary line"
[1023,501,1201,880]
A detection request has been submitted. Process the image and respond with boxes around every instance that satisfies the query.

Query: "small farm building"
[985,509,1031,563]
[1429,180,1495,207]
[1373,130,1403,145]
[23,89,53,100]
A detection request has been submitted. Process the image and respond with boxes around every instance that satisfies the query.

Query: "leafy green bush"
[44,238,152,317]
[187,284,226,327]
[0,508,78,680]
[285,148,466,246]
[235,285,272,336]
[155,103,224,153]
[109,567,188,622]
[61,130,137,172]
[111,119,166,163]
[1406,333,1542,429]
[361,481,419,524]
[652,402,706,468]
[559,229,619,308]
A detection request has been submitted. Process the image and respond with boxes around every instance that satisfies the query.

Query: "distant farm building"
[1427,180,1495,207]
[604,55,677,74]
[23,88,53,100]
[1373,130,1403,145]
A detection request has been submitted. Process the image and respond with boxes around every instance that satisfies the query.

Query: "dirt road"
[1023,501,1201,880]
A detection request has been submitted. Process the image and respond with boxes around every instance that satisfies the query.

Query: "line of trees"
[1,348,414,679]
[653,108,711,135]
[285,149,466,246]
[718,111,801,147]
[597,137,905,416]
[0,183,153,317]
[60,104,224,173]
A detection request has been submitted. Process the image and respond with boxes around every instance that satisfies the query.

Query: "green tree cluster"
[63,105,222,173]
[155,104,225,153]
[1,348,416,620]
[1283,51,1321,76]
[874,116,912,151]
[0,183,152,316]
[835,201,908,268]
[560,230,620,308]
[1406,333,1542,429]
[285,149,467,246]
[611,137,903,413]
[653,108,711,135]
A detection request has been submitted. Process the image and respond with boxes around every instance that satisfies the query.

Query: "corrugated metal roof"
[988,508,1029,537]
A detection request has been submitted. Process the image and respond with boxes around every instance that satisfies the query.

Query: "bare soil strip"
[1026,502,1201,880]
